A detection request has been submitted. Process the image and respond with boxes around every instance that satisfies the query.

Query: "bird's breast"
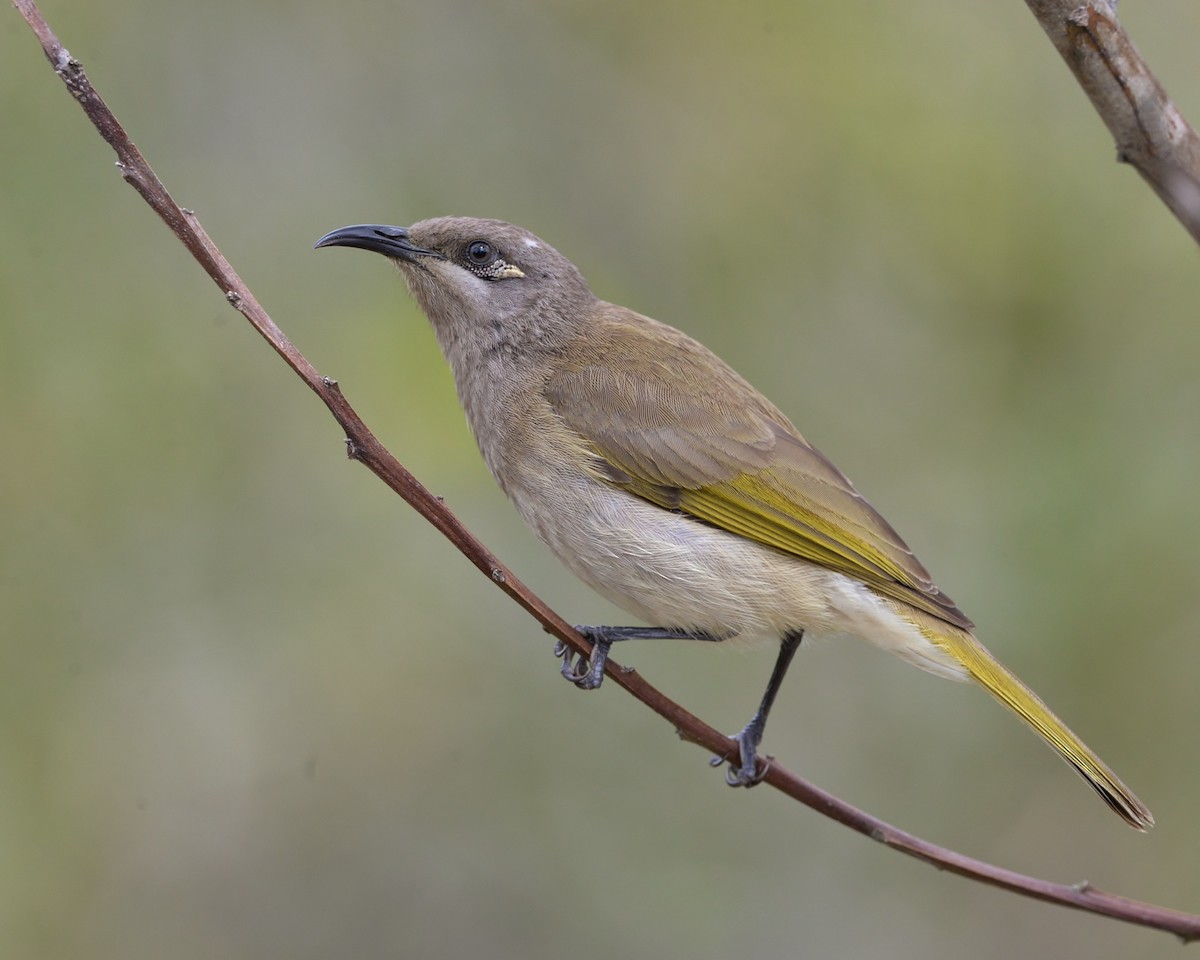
[468,389,965,677]
[500,454,838,645]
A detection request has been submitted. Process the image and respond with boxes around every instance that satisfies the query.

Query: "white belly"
[511,473,967,680]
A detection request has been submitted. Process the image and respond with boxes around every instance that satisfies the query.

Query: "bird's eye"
[465,240,495,264]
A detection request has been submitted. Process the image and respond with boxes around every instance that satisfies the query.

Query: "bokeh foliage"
[2,1,1199,957]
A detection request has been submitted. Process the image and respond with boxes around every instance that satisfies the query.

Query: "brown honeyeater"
[316,217,1152,831]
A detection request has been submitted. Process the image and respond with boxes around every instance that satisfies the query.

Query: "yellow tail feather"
[914,617,1154,831]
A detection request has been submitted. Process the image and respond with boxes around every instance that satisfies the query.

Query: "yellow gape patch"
[492,261,525,279]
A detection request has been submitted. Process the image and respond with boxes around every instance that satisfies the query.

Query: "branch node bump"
[490,567,506,584]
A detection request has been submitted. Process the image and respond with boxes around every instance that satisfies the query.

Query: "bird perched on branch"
[316,216,1152,830]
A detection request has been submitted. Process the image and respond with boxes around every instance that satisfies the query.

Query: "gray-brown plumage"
[315,217,1152,829]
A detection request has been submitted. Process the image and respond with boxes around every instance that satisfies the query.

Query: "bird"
[315,216,1153,830]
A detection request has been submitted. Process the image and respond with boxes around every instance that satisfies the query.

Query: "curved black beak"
[313,224,445,261]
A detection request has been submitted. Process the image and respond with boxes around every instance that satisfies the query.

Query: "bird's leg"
[553,626,726,691]
[712,630,804,787]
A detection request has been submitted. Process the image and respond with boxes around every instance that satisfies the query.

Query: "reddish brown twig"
[12,0,1199,940]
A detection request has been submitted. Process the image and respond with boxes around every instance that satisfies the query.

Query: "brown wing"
[544,307,971,629]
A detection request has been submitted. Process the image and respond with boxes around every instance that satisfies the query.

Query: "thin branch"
[12,0,1200,941]
[1025,0,1200,242]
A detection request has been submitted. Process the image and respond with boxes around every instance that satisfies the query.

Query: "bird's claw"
[725,755,771,787]
[553,639,587,682]
[553,638,606,689]
[709,730,770,787]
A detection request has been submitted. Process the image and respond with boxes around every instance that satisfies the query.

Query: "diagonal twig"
[1025,0,1200,243]
[12,0,1199,941]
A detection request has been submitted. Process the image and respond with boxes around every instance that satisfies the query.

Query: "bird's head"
[315,217,595,360]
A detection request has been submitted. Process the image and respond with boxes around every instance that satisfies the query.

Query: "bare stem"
[12,0,1199,941]
[1024,0,1200,243]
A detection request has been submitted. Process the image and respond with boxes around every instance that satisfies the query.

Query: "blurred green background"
[3,1,1199,957]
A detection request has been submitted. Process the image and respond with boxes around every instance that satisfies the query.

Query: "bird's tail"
[909,613,1154,831]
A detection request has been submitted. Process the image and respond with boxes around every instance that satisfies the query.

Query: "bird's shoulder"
[546,301,792,474]
[543,300,972,629]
